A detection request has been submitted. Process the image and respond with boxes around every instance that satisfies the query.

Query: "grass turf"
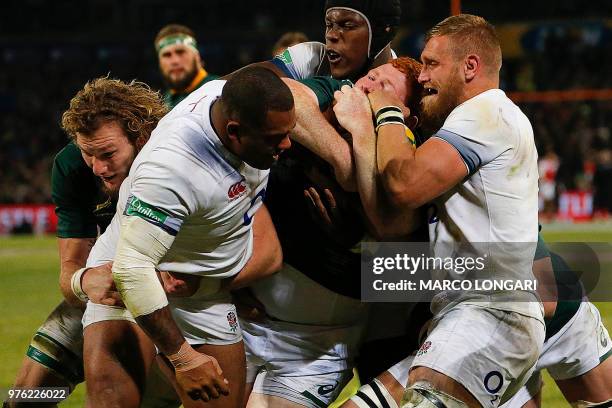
[1,228,610,407]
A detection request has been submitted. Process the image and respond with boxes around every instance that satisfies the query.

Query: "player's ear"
[134,134,147,152]
[227,121,241,142]
[464,54,479,81]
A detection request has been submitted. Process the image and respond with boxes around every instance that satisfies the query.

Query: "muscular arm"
[223,205,282,290]
[333,86,420,239]
[283,78,356,191]
[58,237,95,306]
[377,127,467,209]
[111,215,184,355]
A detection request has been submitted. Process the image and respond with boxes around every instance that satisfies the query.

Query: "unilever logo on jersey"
[125,196,167,223]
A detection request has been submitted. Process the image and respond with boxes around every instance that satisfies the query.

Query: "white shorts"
[27,301,84,387]
[412,303,545,408]
[243,317,363,407]
[388,355,414,388]
[83,289,242,346]
[501,301,612,408]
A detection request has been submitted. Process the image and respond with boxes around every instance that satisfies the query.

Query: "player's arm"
[58,237,95,306]
[222,204,282,291]
[332,85,421,239]
[283,77,355,191]
[533,234,557,318]
[112,213,229,400]
[52,154,116,306]
[335,83,467,210]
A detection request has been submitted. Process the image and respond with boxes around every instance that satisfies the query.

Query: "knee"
[400,381,469,408]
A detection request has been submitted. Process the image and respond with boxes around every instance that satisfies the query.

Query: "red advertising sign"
[0,205,57,234]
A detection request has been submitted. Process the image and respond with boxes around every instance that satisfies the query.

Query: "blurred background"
[0,0,611,231]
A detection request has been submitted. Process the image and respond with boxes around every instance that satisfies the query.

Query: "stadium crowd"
[1,4,611,217]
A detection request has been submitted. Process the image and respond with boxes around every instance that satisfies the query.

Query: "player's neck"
[210,99,231,149]
[461,76,499,104]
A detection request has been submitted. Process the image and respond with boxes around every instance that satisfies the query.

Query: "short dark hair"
[222,67,294,129]
[155,24,196,45]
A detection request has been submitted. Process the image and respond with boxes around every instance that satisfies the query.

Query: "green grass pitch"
[1,225,610,407]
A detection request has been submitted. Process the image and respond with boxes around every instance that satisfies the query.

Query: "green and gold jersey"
[51,142,115,238]
[164,68,219,109]
[299,76,353,111]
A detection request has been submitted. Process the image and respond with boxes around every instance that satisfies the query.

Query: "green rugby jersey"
[51,142,115,238]
[164,68,219,109]
[299,76,353,111]
[536,234,582,341]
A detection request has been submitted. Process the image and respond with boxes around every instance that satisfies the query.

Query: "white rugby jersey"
[428,89,541,316]
[272,41,396,80]
[90,80,268,278]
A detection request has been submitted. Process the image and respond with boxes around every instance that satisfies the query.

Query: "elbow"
[383,179,421,210]
[268,244,283,276]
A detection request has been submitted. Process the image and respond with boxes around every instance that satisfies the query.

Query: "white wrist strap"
[71,267,89,302]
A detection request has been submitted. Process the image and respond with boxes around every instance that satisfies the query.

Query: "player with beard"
[155,24,218,109]
[8,78,172,407]
[333,14,544,407]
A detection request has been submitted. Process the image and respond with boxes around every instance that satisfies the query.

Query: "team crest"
[417,340,432,356]
[228,180,247,201]
[226,311,239,332]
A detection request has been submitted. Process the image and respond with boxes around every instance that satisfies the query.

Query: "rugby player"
[343,234,612,408]
[7,78,169,408]
[239,57,423,408]
[81,67,294,408]
[155,24,219,109]
[502,240,612,408]
[333,14,545,407]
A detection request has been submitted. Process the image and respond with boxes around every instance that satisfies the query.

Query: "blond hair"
[62,77,167,150]
[426,14,502,74]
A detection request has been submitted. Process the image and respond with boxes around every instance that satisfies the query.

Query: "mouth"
[421,87,438,102]
[424,87,438,96]
[327,49,342,64]
[101,175,116,184]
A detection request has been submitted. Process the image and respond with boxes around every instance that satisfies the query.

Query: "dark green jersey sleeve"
[299,77,353,111]
[534,233,550,260]
[51,142,114,238]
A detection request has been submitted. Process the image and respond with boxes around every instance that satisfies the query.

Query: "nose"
[326,25,340,42]
[418,69,428,84]
[91,157,108,177]
[278,135,291,151]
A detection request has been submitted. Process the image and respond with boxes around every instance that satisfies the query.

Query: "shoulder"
[53,142,86,174]
[272,42,327,80]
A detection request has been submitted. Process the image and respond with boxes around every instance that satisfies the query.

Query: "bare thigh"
[554,357,612,404]
[83,320,156,408]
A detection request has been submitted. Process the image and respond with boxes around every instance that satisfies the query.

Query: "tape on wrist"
[167,341,209,372]
[71,267,89,302]
[375,106,405,134]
